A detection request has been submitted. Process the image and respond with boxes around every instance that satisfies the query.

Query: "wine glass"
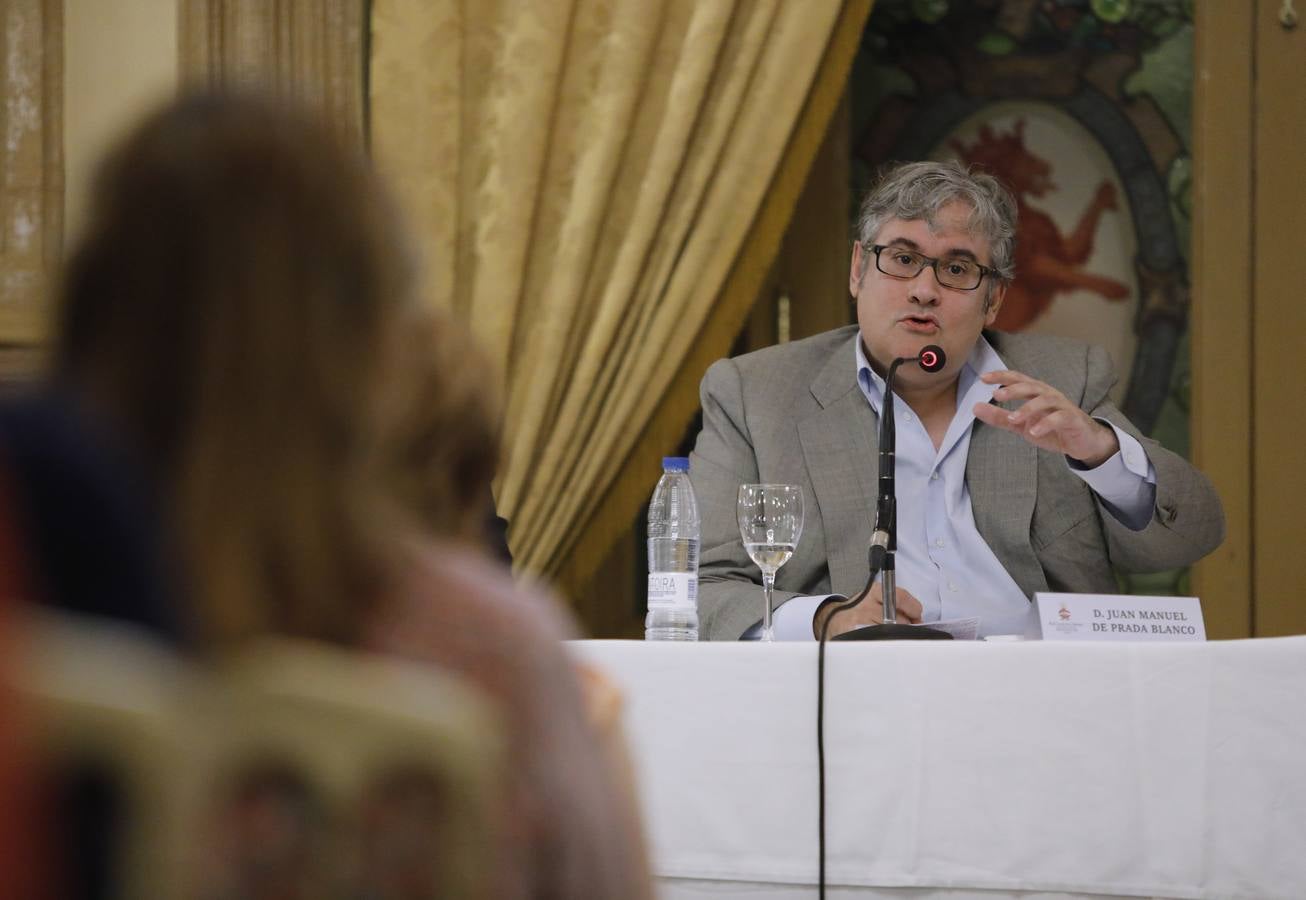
[737,484,804,642]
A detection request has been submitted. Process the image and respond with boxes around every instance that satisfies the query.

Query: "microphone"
[918,344,946,373]
[870,343,946,564]
[868,345,946,558]
[832,344,951,642]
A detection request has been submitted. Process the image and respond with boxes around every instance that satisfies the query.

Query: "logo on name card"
[1045,605,1088,636]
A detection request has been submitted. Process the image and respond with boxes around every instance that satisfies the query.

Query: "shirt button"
[947,581,958,592]
[930,472,939,481]
[934,538,945,548]
[903,412,913,421]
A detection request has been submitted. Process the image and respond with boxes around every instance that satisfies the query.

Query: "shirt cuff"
[740,594,827,641]
[1066,419,1157,530]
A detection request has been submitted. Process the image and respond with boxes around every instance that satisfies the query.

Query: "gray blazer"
[688,325,1225,640]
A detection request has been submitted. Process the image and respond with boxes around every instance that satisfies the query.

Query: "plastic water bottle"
[646,457,700,641]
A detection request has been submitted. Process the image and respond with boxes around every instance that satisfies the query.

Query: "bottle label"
[647,572,698,610]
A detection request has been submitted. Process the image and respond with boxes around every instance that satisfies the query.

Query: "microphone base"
[831,623,953,641]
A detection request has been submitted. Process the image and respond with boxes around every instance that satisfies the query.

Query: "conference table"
[570,638,1306,899]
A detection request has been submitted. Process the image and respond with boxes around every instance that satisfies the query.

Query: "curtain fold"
[0,0,62,347]
[178,0,365,143]
[371,0,860,577]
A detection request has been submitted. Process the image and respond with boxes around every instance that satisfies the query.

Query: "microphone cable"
[815,553,881,900]
[814,344,944,897]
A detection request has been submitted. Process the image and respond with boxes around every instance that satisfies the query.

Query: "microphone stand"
[815,348,953,899]
[813,351,955,900]
[833,354,950,642]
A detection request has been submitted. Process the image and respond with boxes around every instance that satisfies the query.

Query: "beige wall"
[1249,3,1306,637]
[63,0,177,244]
[1192,1,1306,638]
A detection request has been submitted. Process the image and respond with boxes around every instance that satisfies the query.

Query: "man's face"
[850,200,1005,392]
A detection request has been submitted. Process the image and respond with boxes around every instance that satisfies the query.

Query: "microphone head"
[918,345,946,373]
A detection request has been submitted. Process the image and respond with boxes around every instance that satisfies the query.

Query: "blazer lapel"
[966,348,1048,598]
[797,336,877,598]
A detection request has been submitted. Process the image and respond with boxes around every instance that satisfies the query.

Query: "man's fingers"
[973,400,1020,432]
[976,397,1081,440]
[1007,394,1062,427]
[895,588,924,622]
[833,590,886,629]
[1027,409,1078,439]
[831,585,924,629]
[983,371,1074,417]
[866,598,887,626]
[991,381,1047,403]
[980,369,1027,384]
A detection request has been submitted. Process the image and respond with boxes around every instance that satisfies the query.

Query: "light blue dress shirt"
[744,333,1157,640]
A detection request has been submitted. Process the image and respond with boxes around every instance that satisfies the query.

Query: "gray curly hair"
[854,159,1017,284]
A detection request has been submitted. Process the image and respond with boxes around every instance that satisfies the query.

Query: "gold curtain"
[178,0,365,143]
[0,0,62,348]
[371,0,868,578]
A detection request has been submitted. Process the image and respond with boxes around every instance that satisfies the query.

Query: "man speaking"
[688,160,1224,640]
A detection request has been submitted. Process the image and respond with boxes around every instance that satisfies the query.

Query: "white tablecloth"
[570,638,1306,899]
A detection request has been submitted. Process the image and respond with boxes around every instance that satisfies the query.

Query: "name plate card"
[1029,592,1206,642]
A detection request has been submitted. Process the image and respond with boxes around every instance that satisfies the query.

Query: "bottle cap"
[661,457,690,472]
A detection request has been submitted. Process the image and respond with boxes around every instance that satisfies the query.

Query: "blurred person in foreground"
[376,303,647,852]
[689,160,1224,640]
[0,467,48,898]
[0,386,185,642]
[52,91,651,899]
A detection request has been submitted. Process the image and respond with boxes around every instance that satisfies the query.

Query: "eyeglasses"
[867,243,993,291]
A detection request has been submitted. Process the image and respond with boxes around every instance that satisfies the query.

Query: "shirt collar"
[854,332,1006,416]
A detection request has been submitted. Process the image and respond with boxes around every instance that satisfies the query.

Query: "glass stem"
[761,570,776,642]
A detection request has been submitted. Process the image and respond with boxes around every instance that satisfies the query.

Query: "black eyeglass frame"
[866,242,995,292]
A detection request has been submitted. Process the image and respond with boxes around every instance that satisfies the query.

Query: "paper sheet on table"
[919,617,981,640]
